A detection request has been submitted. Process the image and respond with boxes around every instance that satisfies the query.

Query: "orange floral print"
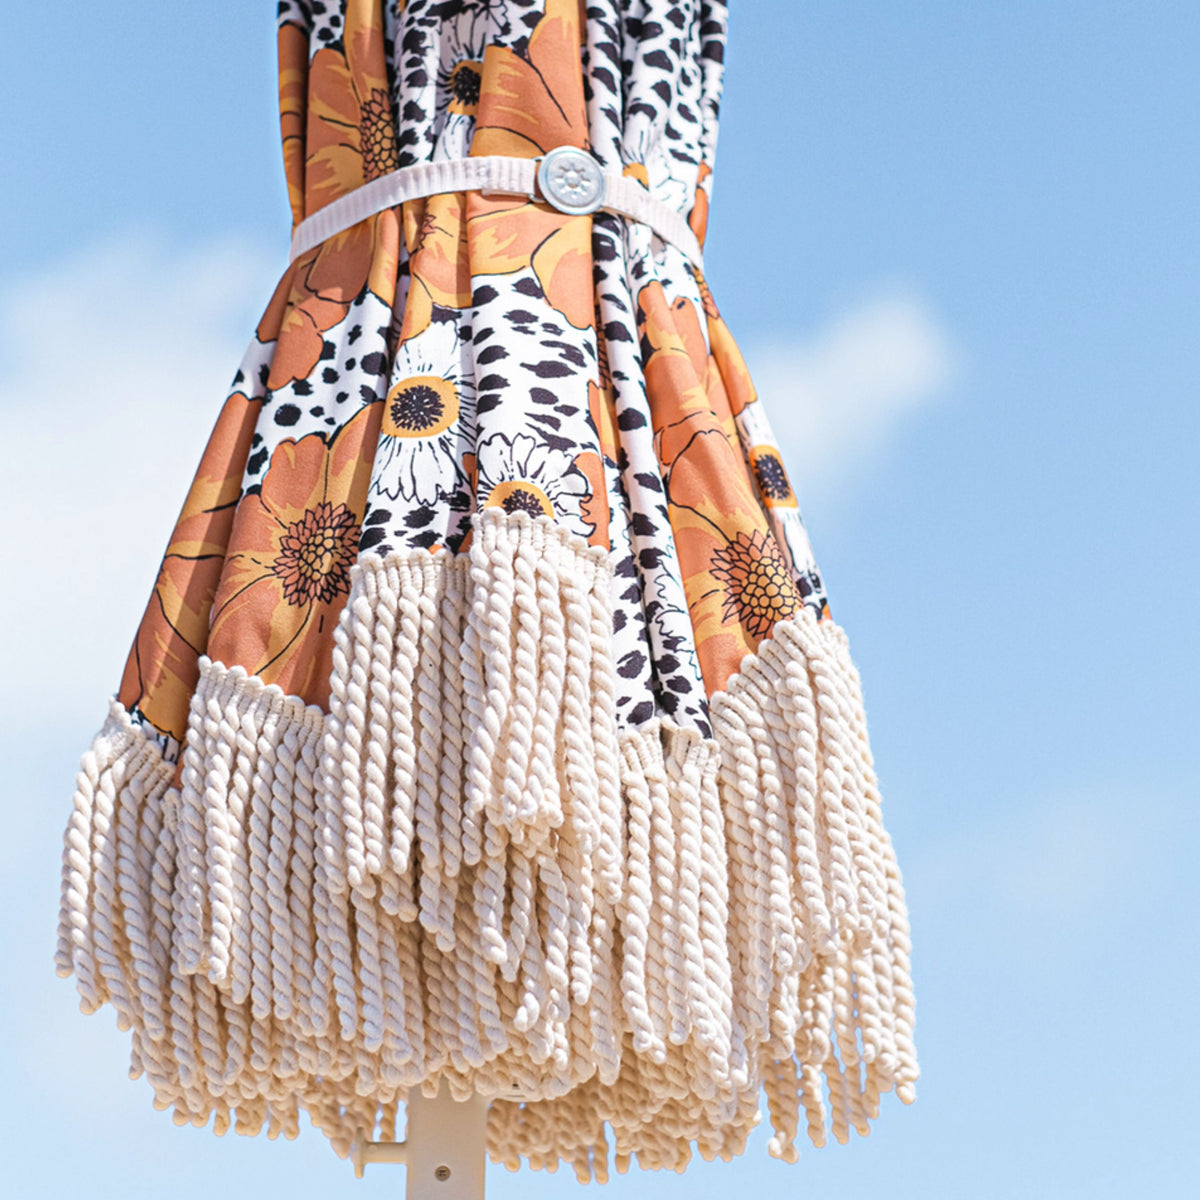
[688,162,712,248]
[447,60,484,116]
[268,4,401,387]
[124,3,819,735]
[397,194,473,345]
[573,451,609,548]
[704,297,757,418]
[268,217,399,388]
[462,0,594,331]
[304,2,399,213]
[637,280,803,693]
[207,402,381,708]
[622,162,650,189]
[697,278,805,516]
[117,392,260,742]
[710,530,801,638]
[466,193,594,329]
[693,266,722,322]
[470,0,589,160]
[277,20,309,229]
[747,444,799,509]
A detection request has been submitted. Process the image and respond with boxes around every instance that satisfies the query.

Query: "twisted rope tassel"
[325,588,372,895]
[289,733,319,1039]
[387,574,423,916]
[116,756,171,1040]
[437,564,467,897]
[464,513,516,843]
[412,560,452,948]
[501,532,543,832]
[55,511,916,1175]
[617,737,661,1061]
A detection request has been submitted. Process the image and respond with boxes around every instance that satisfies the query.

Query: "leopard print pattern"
[118,0,830,752]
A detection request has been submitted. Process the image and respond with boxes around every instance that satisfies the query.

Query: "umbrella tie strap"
[288,147,705,269]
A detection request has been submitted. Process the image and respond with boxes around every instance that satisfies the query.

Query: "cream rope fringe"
[56,506,917,1176]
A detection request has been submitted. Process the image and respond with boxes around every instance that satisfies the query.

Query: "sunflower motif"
[370,325,476,507]
[475,431,591,537]
[709,529,802,639]
[748,444,797,507]
[383,376,460,438]
[272,501,359,605]
[486,479,554,518]
[207,403,380,706]
[431,3,505,150]
[306,23,399,203]
[358,87,401,179]
[446,60,483,115]
[266,10,401,388]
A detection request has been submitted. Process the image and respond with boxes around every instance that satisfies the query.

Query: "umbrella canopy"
[56,0,918,1178]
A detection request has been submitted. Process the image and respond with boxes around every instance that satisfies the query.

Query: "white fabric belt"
[288,148,705,269]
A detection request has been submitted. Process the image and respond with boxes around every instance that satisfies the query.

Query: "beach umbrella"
[56,0,918,1183]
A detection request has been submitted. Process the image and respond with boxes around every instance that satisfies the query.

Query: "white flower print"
[475,429,591,538]
[370,321,477,507]
[429,4,511,158]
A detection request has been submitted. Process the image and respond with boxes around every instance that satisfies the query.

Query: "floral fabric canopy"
[57,0,918,1177]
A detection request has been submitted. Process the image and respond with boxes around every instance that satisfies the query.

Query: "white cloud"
[0,231,276,729]
[744,290,957,496]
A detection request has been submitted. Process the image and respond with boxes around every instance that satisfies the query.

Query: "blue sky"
[2,2,1197,1197]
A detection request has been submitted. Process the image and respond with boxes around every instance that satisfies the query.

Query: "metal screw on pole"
[350,1081,487,1197]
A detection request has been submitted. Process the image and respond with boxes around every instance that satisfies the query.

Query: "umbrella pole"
[351,1082,489,1200]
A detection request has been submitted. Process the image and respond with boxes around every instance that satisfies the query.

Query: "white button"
[537,147,606,216]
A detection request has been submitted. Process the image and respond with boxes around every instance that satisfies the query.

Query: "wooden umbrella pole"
[351,1082,489,1200]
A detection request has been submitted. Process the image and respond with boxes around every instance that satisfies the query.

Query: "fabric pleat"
[57,0,918,1176]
